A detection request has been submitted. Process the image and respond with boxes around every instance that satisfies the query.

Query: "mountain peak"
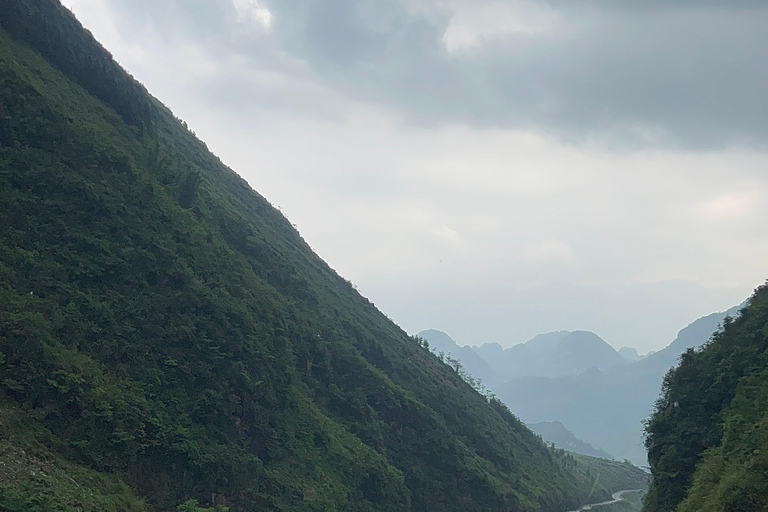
[618,347,641,361]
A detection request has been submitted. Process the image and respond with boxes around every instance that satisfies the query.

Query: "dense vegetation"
[644,284,768,511]
[0,1,648,510]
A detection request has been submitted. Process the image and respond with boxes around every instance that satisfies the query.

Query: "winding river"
[566,489,642,512]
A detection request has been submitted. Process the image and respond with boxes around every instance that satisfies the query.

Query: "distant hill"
[528,421,614,460]
[495,305,744,466]
[619,347,641,362]
[477,330,626,381]
[417,329,497,385]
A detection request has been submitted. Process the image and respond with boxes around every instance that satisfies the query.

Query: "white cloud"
[695,190,762,220]
[232,0,272,27]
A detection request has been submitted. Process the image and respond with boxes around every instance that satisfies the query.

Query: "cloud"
[696,190,762,220]
[519,240,576,263]
[92,0,768,148]
[232,0,272,27]
[431,224,461,244]
[441,1,560,52]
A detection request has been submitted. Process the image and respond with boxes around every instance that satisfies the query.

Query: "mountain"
[477,330,626,381]
[618,347,641,362]
[528,421,614,460]
[643,288,765,512]
[0,1,648,510]
[495,306,743,466]
[474,341,505,363]
[417,329,496,385]
[629,304,742,376]
[522,331,572,353]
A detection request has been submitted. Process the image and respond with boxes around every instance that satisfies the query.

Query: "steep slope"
[0,1,647,511]
[643,288,765,512]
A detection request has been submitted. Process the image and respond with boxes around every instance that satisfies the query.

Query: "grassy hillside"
[644,285,768,511]
[0,1,647,510]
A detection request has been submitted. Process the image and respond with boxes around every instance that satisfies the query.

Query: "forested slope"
[0,1,647,510]
[644,284,768,512]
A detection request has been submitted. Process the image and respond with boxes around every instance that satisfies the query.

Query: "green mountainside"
[644,285,768,511]
[0,1,646,510]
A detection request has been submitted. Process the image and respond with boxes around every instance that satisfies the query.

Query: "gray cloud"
[102,0,768,148]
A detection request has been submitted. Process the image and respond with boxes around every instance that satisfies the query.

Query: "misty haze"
[1,1,766,511]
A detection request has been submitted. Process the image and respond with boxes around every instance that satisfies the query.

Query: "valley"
[1,0,765,511]
[419,304,742,466]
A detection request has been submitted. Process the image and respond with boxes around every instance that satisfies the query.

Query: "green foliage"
[644,284,768,512]
[0,2,649,510]
[177,498,229,512]
[0,399,148,512]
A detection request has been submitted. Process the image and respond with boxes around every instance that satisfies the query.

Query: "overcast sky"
[62,0,767,352]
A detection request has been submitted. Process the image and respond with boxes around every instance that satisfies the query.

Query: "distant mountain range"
[484,330,627,380]
[418,303,744,466]
[418,328,629,385]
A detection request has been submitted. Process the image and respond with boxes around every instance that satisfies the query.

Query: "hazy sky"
[62,0,767,352]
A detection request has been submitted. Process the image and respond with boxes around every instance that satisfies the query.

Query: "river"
[566,489,642,512]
